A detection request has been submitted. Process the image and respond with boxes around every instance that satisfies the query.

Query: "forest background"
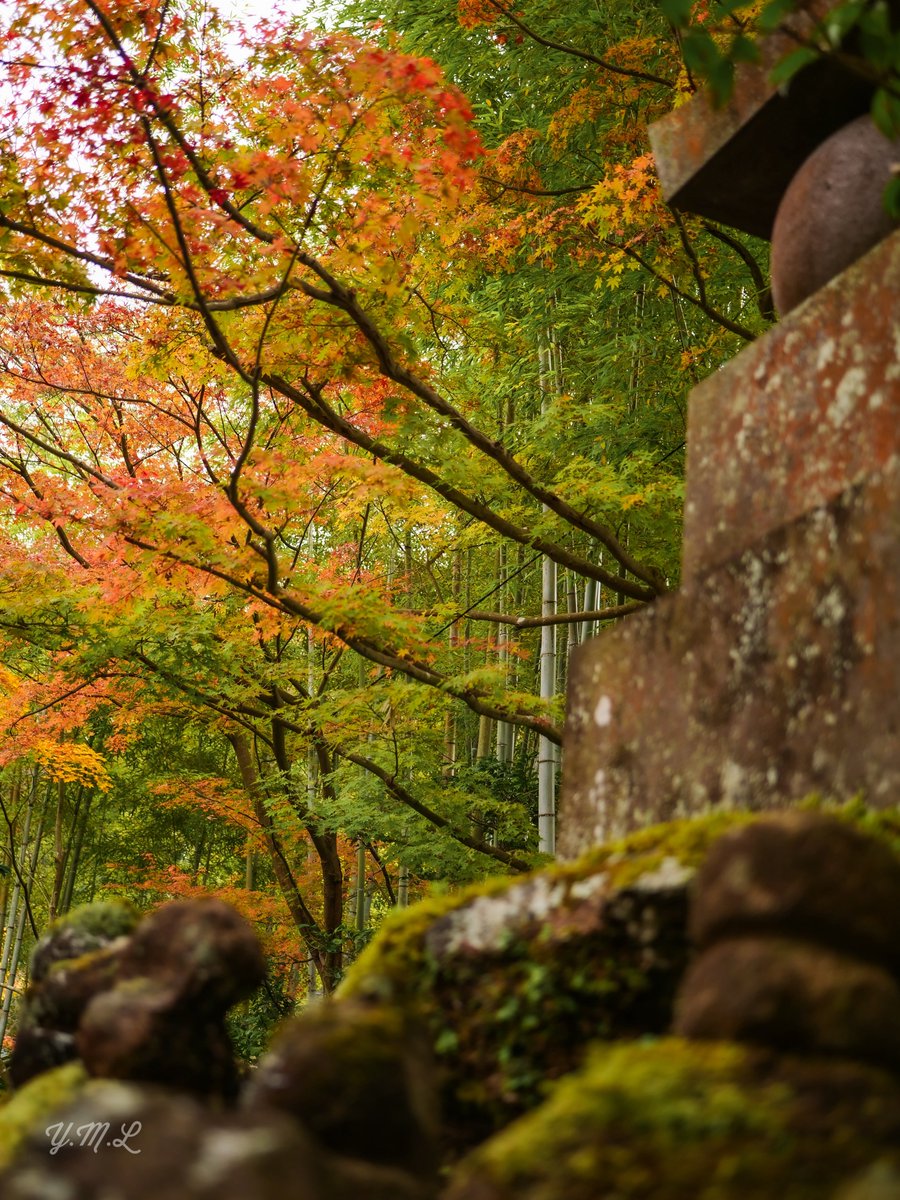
[0,0,777,1059]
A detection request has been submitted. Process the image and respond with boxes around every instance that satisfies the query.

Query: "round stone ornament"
[770,114,900,315]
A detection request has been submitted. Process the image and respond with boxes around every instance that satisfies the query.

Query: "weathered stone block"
[559,459,900,859]
[243,1001,440,1178]
[688,812,900,970]
[683,228,900,581]
[673,937,900,1069]
[649,0,900,238]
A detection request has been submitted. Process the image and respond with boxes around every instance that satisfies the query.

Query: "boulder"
[10,903,137,1087]
[8,897,266,1099]
[77,978,240,1099]
[340,813,753,1153]
[116,897,266,1011]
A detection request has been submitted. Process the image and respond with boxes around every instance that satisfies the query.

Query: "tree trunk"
[230,732,341,993]
[59,788,91,916]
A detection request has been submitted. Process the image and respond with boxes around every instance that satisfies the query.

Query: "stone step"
[682,228,900,582]
[558,456,900,861]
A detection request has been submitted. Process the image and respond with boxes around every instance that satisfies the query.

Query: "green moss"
[341,894,460,1003]
[344,800,900,1006]
[342,809,754,1004]
[45,900,137,940]
[0,1061,88,1168]
[286,1001,410,1070]
[29,900,139,982]
[341,810,767,1152]
[567,808,758,890]
[340,801,900,1158]
[448,1039,900,1200]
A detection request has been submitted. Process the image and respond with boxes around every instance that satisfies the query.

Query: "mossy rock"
[29,900,138,983]
[341,800,900,1156]
[0,1060,88,1168]
[443,1038,900,1200]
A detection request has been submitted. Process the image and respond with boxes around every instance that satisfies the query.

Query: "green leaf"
[730,34,761,66]
[658,0,694,28]
[769,46,820,88]
[859,7,897,68]
[822,0,866,46]
[882,174,900,219]
[758,0,800,33]
[682,30,734,104]
[872,87,900,139]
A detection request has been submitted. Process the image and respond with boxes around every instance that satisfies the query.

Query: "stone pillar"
[559,17,900,858]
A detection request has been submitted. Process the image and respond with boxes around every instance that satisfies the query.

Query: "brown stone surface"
[649,0,876,238]
[0,1083,325,1200]
[244,1000,440,1178]
[324,1155,437,1200]
[9,944,128,1089]
[342,848,696,1156]
[673,937,900,1069]
[11,897,267,1100]
[118,897,266,1011]
[77,980,240,1098]
[771,116,900,314]
[682,228,900,581]
[688,813,900,970]
[559,459,900,858]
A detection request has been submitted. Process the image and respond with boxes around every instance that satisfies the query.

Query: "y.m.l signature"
[45,1120,142,1155]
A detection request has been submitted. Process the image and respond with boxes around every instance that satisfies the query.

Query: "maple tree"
[0,0,777,1001]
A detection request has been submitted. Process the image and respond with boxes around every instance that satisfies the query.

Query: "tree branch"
[483,0,675,88]
[265,371,658,601]
[480,175,593,196]
[465,602,642,627]
[701,221,775,323]
[338,747,531,873]
[607,239,756,341]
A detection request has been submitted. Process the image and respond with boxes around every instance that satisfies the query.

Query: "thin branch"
[607,239,756,341]
[480,175,594,196]
[483,0,675,88]
[0,788,39,939]
[466,602,642,627]
[672,210,708,311]
[0,213,172,298]
[121,530,563,742]
[365,842,396,906]
[339,747,530,872]
[266,372,658,601]
[701,222,775,323]
[266,261,667,593]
